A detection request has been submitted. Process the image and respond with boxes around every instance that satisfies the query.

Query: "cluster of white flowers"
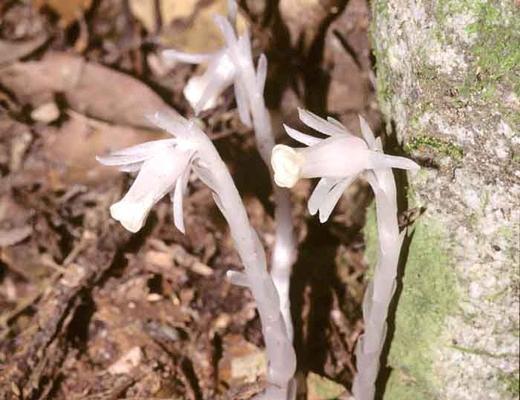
[99,112,296,399]
[272,108,418,221]
[164,7,297,345]
[272,109,418,400]
[98,3,420,400]
[163,16,266,129]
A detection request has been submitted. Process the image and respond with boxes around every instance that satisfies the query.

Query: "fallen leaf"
[307,372,347,400]
[108,346,143,375]
[33,0,92,27]
[129,0,198,33]
[128,0,157,32]
[160,0,199,25]
[218,335,267,386]
[40,110,168,186]
[159,0,248,53]
[0,52,175,128]
[0,37,47,66]
[0,226,33,247]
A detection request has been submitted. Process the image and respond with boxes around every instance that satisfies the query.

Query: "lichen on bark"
[371,0,519,399]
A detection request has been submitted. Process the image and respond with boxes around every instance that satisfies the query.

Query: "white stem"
[352,170,406,400]
[193,132,297,391]
[236,53,297,343]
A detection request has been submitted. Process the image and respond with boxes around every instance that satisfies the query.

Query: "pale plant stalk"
[270,111,418,400]
[223,25,297,341]
[163,10,297,343]
[352,162,406,399]
[101,113,297,399]
[243,66,297,342]
[179,118,296,399]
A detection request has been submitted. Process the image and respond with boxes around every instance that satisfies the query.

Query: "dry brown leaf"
[0,37,47,66]
[218,335,267,386]
[33,0,92,27]
[107,346,143,375]
[0,52,176,128]
[128,0,157,32]
[0,226,33,247]
[40,111,168,187]
[129,0,199,32]
[279,0,340,51]
[325,1,371,114]
[160,0,199,25]
[159,0,248,53]
[306,372,348,400]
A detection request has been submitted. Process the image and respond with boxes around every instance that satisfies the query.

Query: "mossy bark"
[370,0,519,399]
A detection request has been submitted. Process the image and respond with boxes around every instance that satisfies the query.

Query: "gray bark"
[371,0,519,399]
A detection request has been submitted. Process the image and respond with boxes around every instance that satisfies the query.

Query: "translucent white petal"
[214,15,238,47]
[318,175,356,223]
[194,78,228,114]
[326,116,356,137]
[210,52,236,86]
[110,198,151,233]
[298,108,346,136]
[171,177,185,233]
[185,75,217,112]
[191,53,235,114]
[118,162,144,173]
[308,177,342,215]
[193,162,230,221]
[162,49,212,64]
[283,124,321,146]
[368,152,420,171]
[96,139,176,167]
[234,80,252,127]
[359,115,377,149]
[147,112,190,139]
[299,135,369,179]
[193,162,218,193]
[256,53,267,94]
[227,0,238,27]
[109,146,191,233]
[237,31,253,60]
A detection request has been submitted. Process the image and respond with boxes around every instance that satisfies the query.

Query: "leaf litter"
[0,0,377,398]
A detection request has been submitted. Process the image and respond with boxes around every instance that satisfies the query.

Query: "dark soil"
[0,0,381,398]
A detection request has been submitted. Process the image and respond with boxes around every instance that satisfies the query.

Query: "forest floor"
[0,0,383,399]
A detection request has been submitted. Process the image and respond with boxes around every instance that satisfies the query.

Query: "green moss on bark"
[364,212,458,400]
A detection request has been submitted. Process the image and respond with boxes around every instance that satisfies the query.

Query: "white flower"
[97,114,199,233]
[271,108,419,222]
[162,16,267,128]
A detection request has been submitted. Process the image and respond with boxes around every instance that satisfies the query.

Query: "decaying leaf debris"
[0,0,377,398]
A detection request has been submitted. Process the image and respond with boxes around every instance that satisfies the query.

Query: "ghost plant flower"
[351,116,410,400]
[164,5,297,345]
[162,16,266,129]
[98,112,295,400]
[96,138,194,234]
[271,108,419,222]
[272,109,419,400]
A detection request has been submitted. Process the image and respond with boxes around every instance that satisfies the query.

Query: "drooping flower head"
[271,109,419,222]
[96,112,227,234]
[162,10,267,128]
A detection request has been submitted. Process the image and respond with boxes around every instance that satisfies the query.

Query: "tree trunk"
[370,0,519,399]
